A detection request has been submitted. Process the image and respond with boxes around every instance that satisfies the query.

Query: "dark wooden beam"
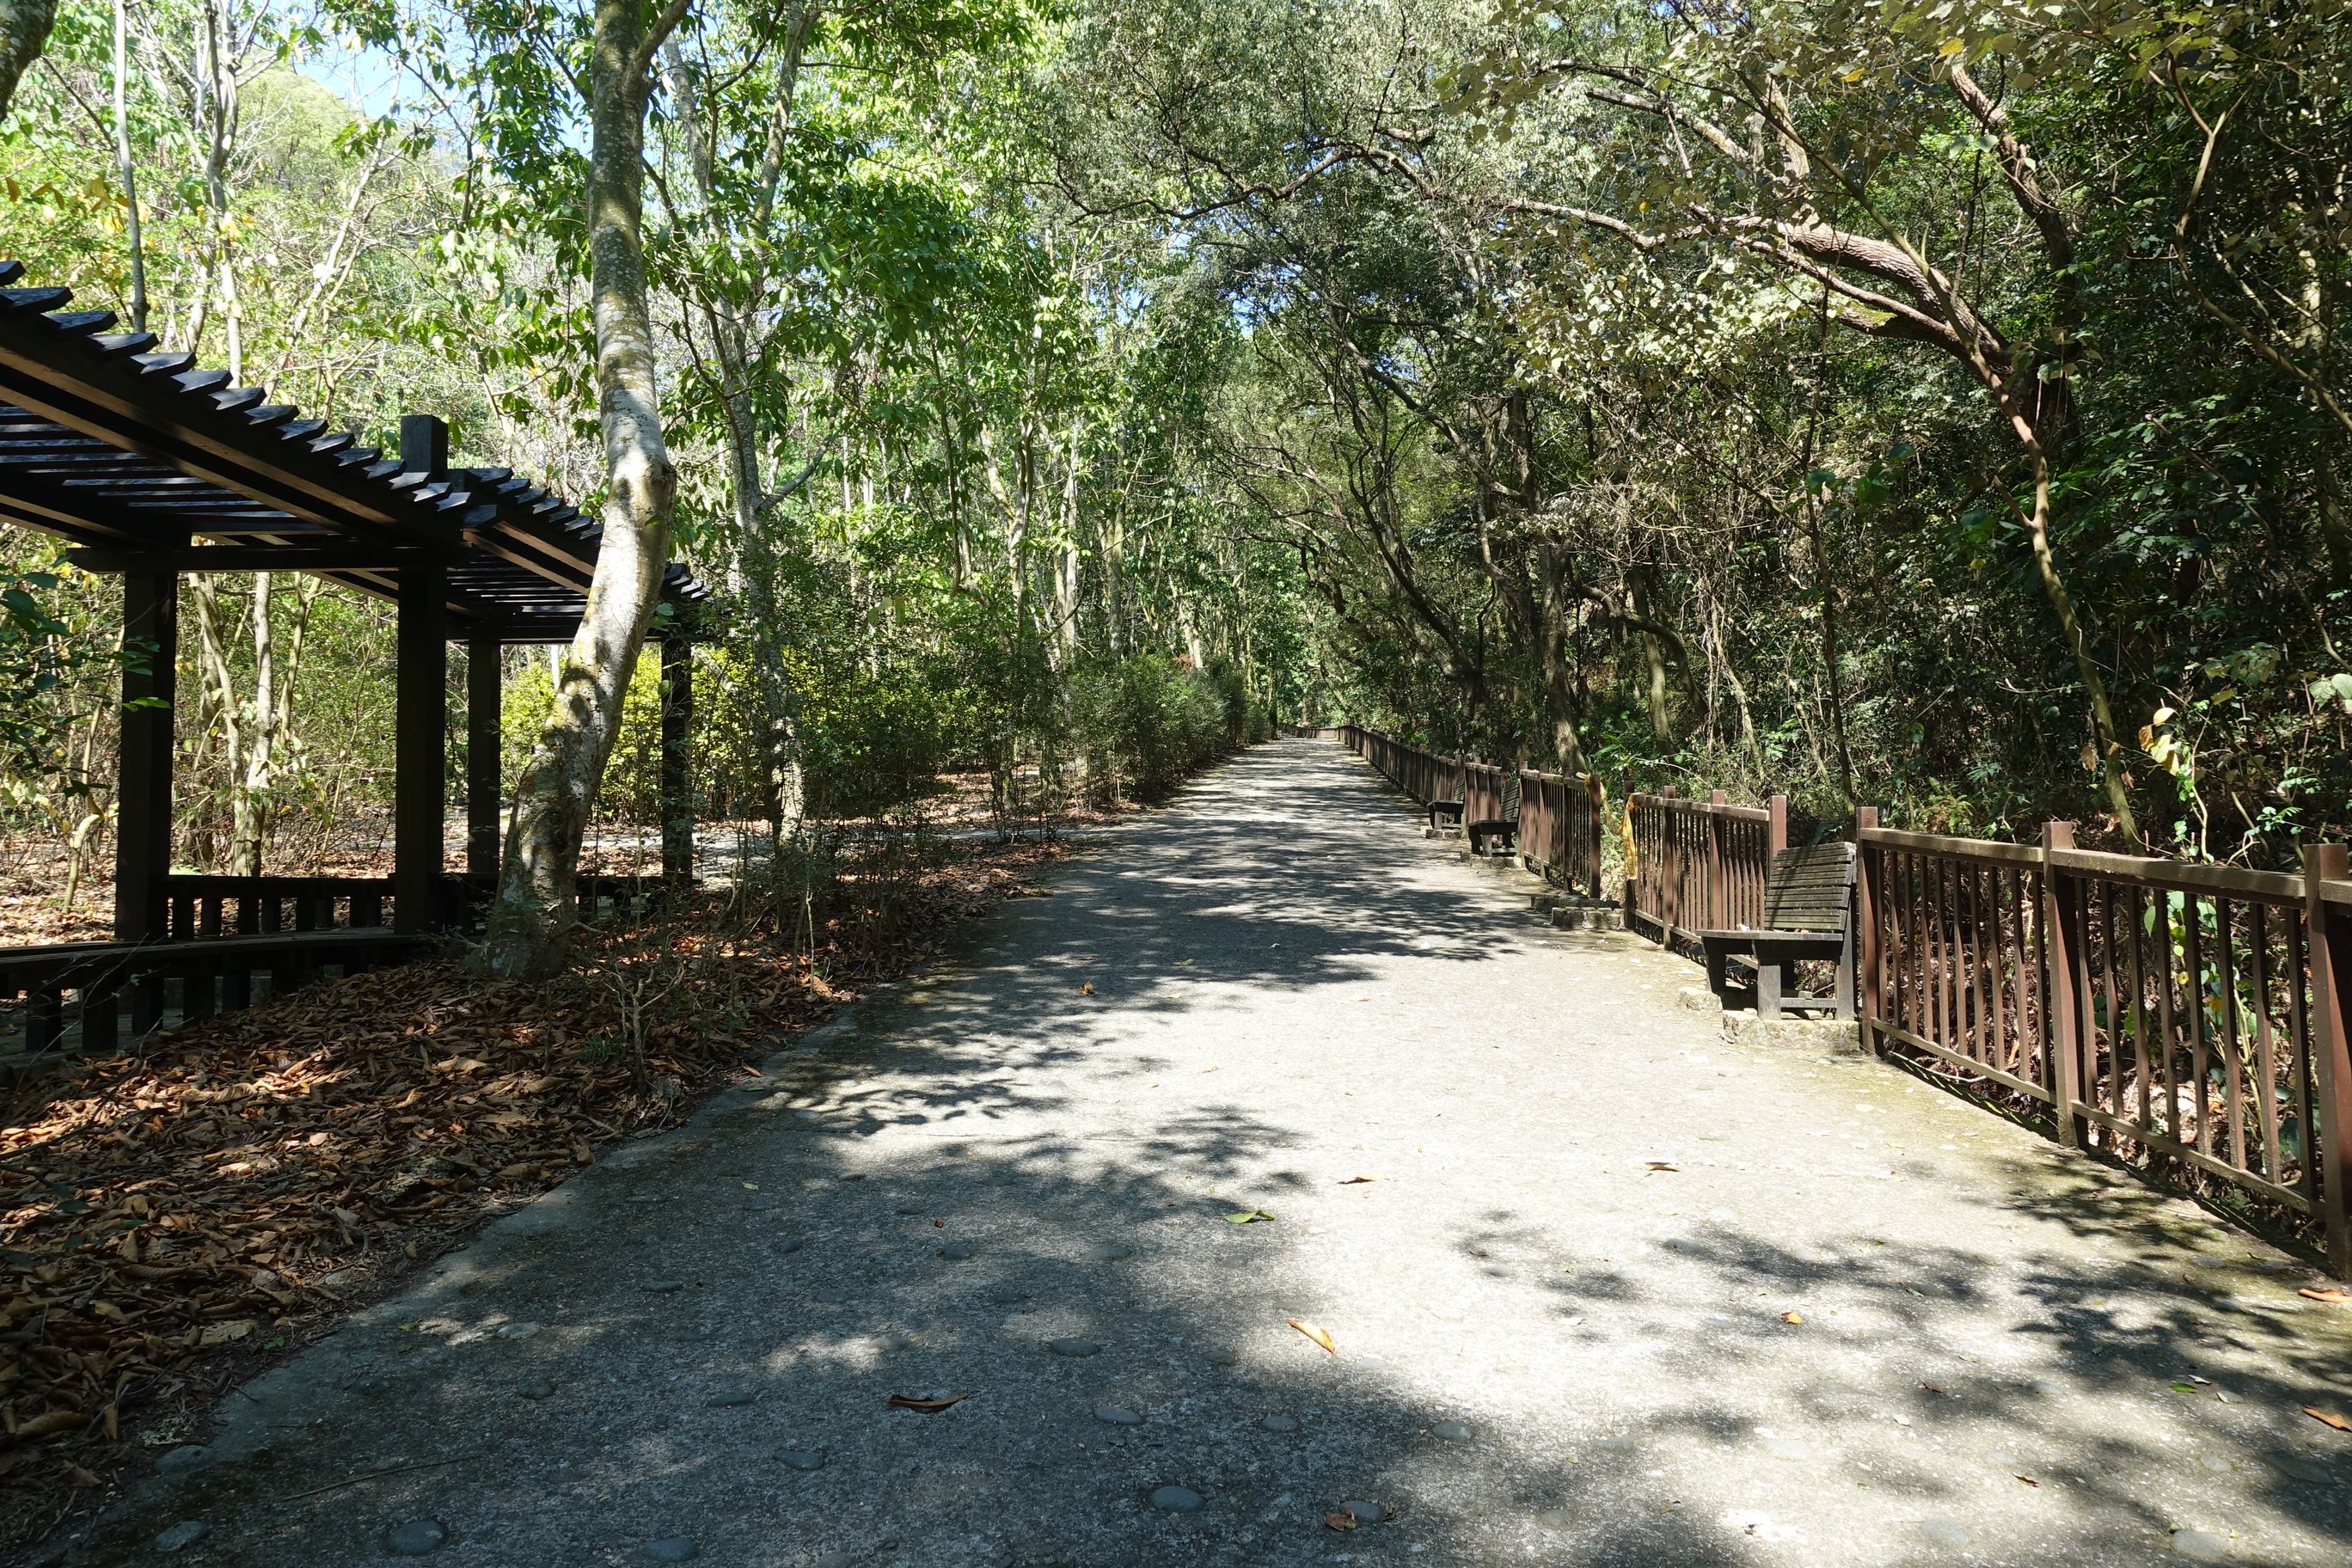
[467,636,503,880]
[114,569,177,943]
[394,565,448,934]
[67,545,427,573]
[661,632,694,885]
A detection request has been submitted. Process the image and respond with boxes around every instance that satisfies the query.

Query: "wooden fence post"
[1585,775,1605,901]
[1659,787,1679,940]
[2043,820,2086,1148]
[1707,789,1727,929]
[2300,843,2352,1278]
[1768,794,1789,857]
[1855,805,1881,1055]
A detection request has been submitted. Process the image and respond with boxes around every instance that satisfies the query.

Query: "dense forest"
[3,0,2347,943]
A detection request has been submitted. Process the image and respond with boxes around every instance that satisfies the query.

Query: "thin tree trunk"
[483,0,690,980]
[111,0,146,330]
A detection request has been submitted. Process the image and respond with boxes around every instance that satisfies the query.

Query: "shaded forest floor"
[0,772,1123,948]
[0,827,1090,1555]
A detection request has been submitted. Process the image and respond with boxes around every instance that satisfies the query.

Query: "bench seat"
[1696,842,1857,1020]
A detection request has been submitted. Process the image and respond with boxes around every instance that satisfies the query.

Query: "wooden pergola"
[0,261,714,965]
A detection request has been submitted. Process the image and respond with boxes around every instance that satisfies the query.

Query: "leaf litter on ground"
[0,835,1068,1547]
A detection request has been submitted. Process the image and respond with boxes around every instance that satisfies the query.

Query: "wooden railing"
[1338,727,1605,896]
[1463,761,1508,824]
[1626,788,1788,947]
[1338,726,1464,808]
[1859,820,2352,1273]
[1518,770,1605,899]
[2,928,430,1068]
[2,868,670,1072]
[161,873,398,938]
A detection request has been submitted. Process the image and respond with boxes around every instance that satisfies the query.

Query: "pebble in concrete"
[385,1518,448,1556]
[706,1384,757,1407]
[156,1445,208,1473]
[938,1242,974,1260]
[645,1540,701,1562]
[518,1378,556,1400]
[1259,1415,1299,1433]
[1150,1485,1204,1513]
[156,1521,209,1553]
[776,1449,827,1472]
[1432,1421,1473,1441]
[1049,1337,1102,1358]
[1340,1501,1387,1524]
[493,1321,540,1340]
[812,1288,848,1305]
[2173,1531,2230,1562]
[642,1280,685,1294]
[776,1238,805,1254]
[1093,1405,1143,1425]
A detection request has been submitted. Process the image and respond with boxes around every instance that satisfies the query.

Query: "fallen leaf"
[2304,1406,2350,1431]
[2016,1474,2041,1487]
[2171,1382,2198,1393]
[1324,1511,1357,1532]
[886,1393,971,1413]
[1645,1161,1678,1173]
[1079,982,1094,996]
[1289,1319,1338,1353]
[2300,1288,2352,1305]
[1920,1382,1946,1394]
[742,1182,759,1191]
[1780,1311,1804,1326]
[198,1319,256,1347]
[14,1411,84,1441]
[1225,1210,1276,1224]
[1338,1175,1379,1185]
[65,1463,101,1488]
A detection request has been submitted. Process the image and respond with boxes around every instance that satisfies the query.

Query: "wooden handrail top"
[1630,793,1771,823]
[1857,825,2045,867]
[160,873,398,894]
[2047,846,2306,904]
[2,928,431,989]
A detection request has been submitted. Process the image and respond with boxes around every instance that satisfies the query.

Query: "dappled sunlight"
[66,743,2352,1566]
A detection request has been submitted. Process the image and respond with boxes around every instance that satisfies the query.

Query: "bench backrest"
[1761,842,1858,934]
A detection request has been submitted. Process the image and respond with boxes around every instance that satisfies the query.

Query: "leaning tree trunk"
[0,0,53,120]
[482,0,687,980]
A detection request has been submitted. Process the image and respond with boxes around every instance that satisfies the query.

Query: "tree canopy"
[3,0,2346,902]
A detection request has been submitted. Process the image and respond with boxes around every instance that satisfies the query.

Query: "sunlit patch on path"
[89,740,2352,1566]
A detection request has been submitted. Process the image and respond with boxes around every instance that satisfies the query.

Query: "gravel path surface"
[82,739,2352,1566]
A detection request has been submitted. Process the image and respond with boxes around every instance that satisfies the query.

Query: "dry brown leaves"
[0,835,1066,1545]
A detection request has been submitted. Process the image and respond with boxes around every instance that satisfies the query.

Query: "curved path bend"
[87,740,2352,1567]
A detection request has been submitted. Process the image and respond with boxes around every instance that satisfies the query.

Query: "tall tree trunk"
[483,0,690,980]
[0,0,53,121]
[111,0,146,329]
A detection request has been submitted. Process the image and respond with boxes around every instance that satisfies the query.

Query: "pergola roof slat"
[0,260,714,643]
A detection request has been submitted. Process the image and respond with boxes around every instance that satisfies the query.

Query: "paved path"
[88,741,2352,1567]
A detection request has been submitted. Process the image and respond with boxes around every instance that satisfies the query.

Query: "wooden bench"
[1467,771,1521,856]
[1697,842,1857,1020]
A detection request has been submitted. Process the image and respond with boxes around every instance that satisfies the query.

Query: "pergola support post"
[395,566,447,934]
[467,636,503,885]
[660,630,694,888]
[115,570,178,1024]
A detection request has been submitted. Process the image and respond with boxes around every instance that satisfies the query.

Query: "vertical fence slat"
[2299,845,2351,1276]
[2251,903,2282,1184]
